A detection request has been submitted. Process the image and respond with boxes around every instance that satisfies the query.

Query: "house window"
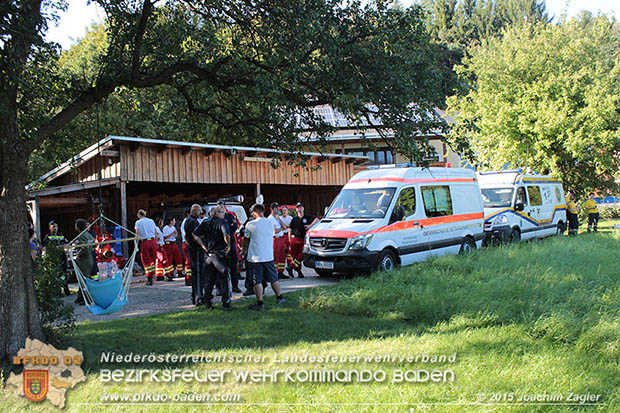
[345,148,393,165]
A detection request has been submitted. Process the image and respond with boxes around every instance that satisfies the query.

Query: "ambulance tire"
[377,249,397,272]
[459,237,475,254]
[315,269,333,277]
[510,228,521,243]
[555,222,565,236]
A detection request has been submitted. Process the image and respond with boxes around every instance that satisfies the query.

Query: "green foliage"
[600,204,620,220]
[33,250,75,344]
[421,0,550,98]
[26,1,450,181]
[448,16,620,193]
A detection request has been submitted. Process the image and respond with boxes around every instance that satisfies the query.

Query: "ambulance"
[303,165,485,275]
[477,170,567,244]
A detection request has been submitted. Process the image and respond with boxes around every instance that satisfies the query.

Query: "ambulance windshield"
[481,187,514,208]
[326,188,396,219]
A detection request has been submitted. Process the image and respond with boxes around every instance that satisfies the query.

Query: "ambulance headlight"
[349,233,373,250]
[304,234,309,248]
[492,215,509,226]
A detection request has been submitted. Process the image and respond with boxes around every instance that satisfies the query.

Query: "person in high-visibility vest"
[584,192,599,233]
[566,191,580,236]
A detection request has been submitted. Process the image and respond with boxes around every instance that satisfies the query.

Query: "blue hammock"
[67,215,139,315]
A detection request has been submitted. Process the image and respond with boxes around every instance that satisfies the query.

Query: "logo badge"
[320,238,329,248]
[23,370,49,402]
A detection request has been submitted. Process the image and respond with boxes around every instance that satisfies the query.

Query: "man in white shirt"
[242,203,287,311]
[154,217,172,281]
[163,217,184,278]
[134,209,158,285]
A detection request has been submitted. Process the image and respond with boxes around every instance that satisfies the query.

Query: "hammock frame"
[65,214,139,315]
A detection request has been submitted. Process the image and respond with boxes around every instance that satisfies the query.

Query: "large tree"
[447,16,620,193]
[1,0,445,361]
[421,0,550,98]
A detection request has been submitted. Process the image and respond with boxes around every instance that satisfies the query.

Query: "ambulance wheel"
[510,228,521,243]
[377,249,397,272]
[459,237,475,254]
[556,222,565,235]
[315,269,333,277]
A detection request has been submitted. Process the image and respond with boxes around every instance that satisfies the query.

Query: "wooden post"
[120,181,128,258]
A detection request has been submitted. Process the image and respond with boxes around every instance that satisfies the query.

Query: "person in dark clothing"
[218,200,242,293]
[184,204,205,305]
[192,206,233,311]
[42,220,70,295]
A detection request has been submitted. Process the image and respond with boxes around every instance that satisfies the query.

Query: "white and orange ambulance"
[303,165,485,275]
[477,170,567,244]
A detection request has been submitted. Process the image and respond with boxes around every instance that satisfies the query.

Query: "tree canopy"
[1,0,448,360]
[447,16,620,193]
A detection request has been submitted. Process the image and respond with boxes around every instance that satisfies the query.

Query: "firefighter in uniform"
[584,192,599,232]
[155,217,173,281]
[192,206,233,311]
[184,204,205,304]
[134,209,158,285]
[163,217,184,277]
[180,209,192,285]
[267,202,289,279]
[288,202,318,278]
[42,220,70,295]
[217,200,243,293]
[566,191,580,236]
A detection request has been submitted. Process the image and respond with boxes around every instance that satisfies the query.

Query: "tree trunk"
[0,126,43,363]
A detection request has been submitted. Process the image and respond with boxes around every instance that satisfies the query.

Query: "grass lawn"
[2,220,619,412]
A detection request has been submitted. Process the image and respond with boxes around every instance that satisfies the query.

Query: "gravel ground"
[63,267,337,323]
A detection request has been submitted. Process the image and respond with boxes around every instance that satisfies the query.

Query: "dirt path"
[63,267,337,323]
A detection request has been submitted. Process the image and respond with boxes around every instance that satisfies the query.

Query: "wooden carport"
[27,136,368,245]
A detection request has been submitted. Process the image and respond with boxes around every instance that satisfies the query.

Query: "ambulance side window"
[516,187,527,206]
[421,185,453,217]
[394,187,416,219]
[527,186,542,206]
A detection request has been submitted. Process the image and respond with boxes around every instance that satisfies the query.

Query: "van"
[302,166,484,275]
[477,170,567,244]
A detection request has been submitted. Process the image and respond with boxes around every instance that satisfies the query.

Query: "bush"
[600,204,620,219]
[33,249,75,344]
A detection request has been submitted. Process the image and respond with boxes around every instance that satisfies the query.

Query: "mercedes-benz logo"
[320,238,329,248]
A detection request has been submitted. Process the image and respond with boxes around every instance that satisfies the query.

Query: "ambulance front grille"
[309,237,347,251]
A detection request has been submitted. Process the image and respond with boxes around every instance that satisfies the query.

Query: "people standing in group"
[218,200,243,293]
[242,203,286,311]
[566,190,580,236]
[287,202,318,278]
[135,209,158,285]
[192,205,234,311]
[184,204,205,305]
[180,209,193,286]
[42,220,70,295]
[584,192,599,233]
[73,219,95,306]
[155,217,173,281]
[268,202,290,279]
[163,217,184,277]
